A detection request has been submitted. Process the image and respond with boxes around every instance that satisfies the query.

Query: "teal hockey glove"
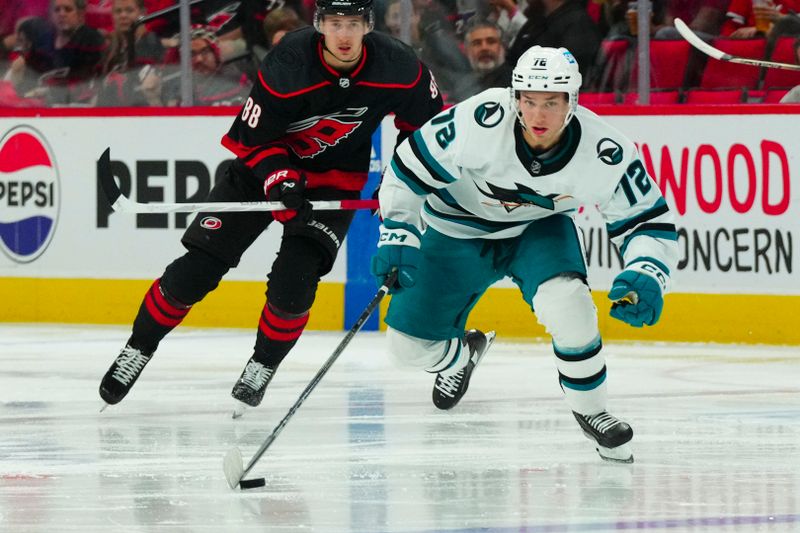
[370,219,422,293]
[608,261,668,327]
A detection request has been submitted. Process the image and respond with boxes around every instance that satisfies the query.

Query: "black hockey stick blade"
[224,271,398,490]
[98,148,122,208]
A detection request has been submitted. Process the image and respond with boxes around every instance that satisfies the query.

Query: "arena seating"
[684,88,745,103]
[761,36,800,90]
[628,40,692,90]
[699,38,766,89]
[623,89,681,104]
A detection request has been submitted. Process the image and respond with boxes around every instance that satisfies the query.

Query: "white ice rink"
[1,323,799,532]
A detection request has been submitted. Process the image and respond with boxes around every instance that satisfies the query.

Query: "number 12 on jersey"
[618,160,652,206]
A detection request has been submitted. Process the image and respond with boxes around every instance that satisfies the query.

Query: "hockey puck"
[239,477,266,489]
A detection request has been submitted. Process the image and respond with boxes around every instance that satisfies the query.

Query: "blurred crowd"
[1,0,799,107]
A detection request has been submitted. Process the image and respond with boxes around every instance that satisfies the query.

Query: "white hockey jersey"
[380,87,678,282]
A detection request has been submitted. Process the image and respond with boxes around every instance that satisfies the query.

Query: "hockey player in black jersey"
[98,0,443,414]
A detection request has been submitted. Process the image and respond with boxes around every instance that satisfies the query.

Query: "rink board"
[0,106,798,344]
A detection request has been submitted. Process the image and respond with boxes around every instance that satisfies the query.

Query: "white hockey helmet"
[511,46,582,130]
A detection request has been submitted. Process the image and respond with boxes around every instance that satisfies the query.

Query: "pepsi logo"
[200,216,222,230]
[0,126,60,263]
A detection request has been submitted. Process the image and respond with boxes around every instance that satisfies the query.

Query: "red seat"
[700,38,766,89]
[762,37,800,89]
[580,92,619,106]
[623,89,681,104]
[594,39,632,92]
[629,40,692,89]
[762,88,791,102]
[684,88,744,103]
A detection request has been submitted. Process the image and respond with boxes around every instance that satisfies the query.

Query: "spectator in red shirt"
[721,0,800,37]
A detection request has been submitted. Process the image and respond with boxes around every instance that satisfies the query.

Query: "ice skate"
[231,357,278,418]
[99,344,153,407]
[432,329,495,410]
[573,410,634,463]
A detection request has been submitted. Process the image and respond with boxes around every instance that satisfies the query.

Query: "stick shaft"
[98,148,379,213]
[239,272,397,481]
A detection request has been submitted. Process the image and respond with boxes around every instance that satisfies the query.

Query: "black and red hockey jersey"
[221,26,443,191]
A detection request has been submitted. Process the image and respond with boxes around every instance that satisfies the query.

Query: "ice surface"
[1,324,799,532]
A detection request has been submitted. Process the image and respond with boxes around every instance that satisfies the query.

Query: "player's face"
[320,15,369,69]
[517,91,570,151]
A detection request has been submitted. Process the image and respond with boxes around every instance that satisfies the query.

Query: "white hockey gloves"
[370,219,422,293]
[608,260,669,327]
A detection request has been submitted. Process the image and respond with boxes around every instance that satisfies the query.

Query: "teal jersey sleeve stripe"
[619,228,679,256]
[390,159,435,195]
[411,131,458,184]
[607,197,668,237]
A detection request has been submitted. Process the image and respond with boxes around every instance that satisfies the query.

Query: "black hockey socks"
[129,278,192,352]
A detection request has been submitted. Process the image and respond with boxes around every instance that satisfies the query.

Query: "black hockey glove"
[264,169,312,224]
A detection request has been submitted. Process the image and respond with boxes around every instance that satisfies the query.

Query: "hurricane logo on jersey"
[476,181,556,212]
[284,107,367,159]
[474,102,504,128]
[200,216,222,230]
[597,138,623,165]
[0,126,59,263]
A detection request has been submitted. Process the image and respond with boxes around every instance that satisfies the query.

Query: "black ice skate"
[99,344,153,406]
[573,411,634,463]
[231,357,278,418]
[432,329,496,410]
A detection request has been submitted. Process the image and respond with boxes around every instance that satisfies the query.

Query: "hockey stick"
[98,148,379,214]
[674,18,800,71]
[223,271,397,490]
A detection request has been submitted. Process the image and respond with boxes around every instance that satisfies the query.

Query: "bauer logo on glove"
[264,168,311,223]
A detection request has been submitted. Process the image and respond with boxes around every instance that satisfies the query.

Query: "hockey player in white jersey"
[370,46,678,463]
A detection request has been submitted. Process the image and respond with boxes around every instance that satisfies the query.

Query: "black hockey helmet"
[314,0,375,31]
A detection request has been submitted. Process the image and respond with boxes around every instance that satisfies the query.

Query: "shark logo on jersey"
[474,102,504,128]
[597,138,623,165]
[476,181,556,212]
[284,107,367,159]
[530,160,542,174]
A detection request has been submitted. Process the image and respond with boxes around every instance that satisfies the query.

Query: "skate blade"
[596,443,634,464]
[473,330,496,366]
[232,400,249,419]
